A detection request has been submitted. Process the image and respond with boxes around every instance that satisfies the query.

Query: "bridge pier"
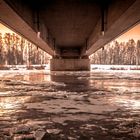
[50,58,90,71]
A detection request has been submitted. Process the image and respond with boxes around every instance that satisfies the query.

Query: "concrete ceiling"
[41,0,100,48]
[22,0,111,48]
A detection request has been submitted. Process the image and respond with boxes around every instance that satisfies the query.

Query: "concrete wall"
[50,59,90,71]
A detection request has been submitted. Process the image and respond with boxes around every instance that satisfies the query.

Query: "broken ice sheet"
[0,70,140,139]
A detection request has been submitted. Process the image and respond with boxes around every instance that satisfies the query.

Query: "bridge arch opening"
[0,23,51,70]
[90,23,140,70]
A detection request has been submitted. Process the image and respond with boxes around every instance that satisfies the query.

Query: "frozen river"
[0,69,140,140]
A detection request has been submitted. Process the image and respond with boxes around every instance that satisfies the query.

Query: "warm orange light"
[0,23,14,35]
[117,24,140,42]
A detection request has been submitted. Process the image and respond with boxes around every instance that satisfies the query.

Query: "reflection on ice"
[109,96,140,110]
[23,72,51,82]
[0,70,51,82]
[0,96,31,115]
[0,91,11,96]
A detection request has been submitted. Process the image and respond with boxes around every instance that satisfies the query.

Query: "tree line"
[90,39,140,65]
[0,32,50,66]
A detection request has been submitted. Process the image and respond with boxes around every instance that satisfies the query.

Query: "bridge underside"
[0,0,140,70]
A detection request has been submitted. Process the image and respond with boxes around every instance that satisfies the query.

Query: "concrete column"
[50,58,90,71]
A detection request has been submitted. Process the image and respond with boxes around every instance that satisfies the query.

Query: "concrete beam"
[0,0,54,55]
[87,0,140,55]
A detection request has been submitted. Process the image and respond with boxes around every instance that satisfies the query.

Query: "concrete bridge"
[0,0,140,70]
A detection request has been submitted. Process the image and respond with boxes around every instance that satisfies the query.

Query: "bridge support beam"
[50,58,90,71]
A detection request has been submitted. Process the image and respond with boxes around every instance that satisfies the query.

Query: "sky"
[0,23,14,35]
[116,24,140,42]
[0,23,140,42]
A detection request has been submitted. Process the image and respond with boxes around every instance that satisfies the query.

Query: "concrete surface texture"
[50,59,90,71]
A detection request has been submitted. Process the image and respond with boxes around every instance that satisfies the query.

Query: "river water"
[0,70,140,140]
